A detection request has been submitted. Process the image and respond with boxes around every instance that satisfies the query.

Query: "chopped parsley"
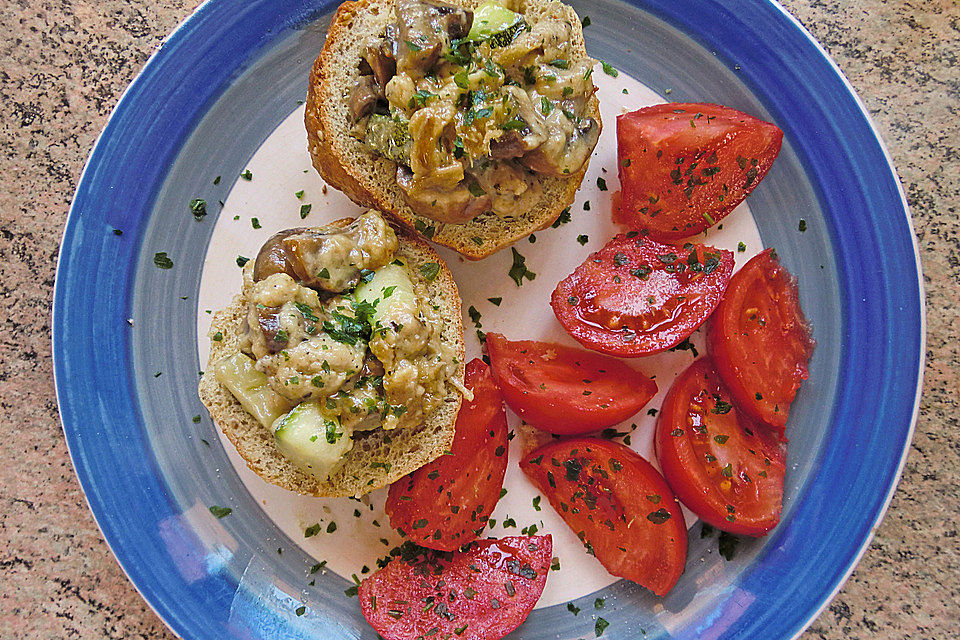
[208,505,232,518]
[419,262,440,281]
[236,255,249,267]
[718,531,740,560]
[551,207,572,228]
[240,169,253,181]
[540,96,554,116]
[300,203,312,219]
[323,311,369,346]
[711,395,733,414]
[595,617,610,636]
[577,234,589,246]
[153,252,174,269]
[325,420,343,444]
[508,248,536,286]
[189,198,207,220]
[600,60,618,77]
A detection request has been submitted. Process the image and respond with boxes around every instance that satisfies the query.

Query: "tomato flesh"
[551,233,734,356]
[707,248,814,430]
[520,438,687,596]
[360,536,552,640]
[359,535,553,640]
[386,359,508,550]
[486,333,657,435]
[656,358,786,536]
[617,103,783,240]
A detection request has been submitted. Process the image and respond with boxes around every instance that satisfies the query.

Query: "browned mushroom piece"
[362,32,397,88]
[349,75,382,124]
[396,0,473,73]
[396,166,492,224]
[521,117,600,176]
[489,130,528,159]
[253,228,309,282]
[256,306,289,354]
[360,353,386,379]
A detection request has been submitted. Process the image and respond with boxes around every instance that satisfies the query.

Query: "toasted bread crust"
[198,223,466,497]
[305,0,601,259]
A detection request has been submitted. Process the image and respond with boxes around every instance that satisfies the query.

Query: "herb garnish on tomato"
[616,103,782,240]
[551,233,733,356]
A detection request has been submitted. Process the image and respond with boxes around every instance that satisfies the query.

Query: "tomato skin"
[656,358,786,536]
[707,248,814,430]
[386,359,508,551]
[486,333,657,435]
[551,233,734,356]
[520,438,687,596]
[617,103,783,240]
[360,535,552,640]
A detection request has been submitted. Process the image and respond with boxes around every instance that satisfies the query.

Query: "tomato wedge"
[359,536,552,640]
[707,248,814,430]
[656,358,786,536]
[617,103,783,240]
[551,233,734,356]
[486,333,657,435]
[520,438,687,596]
[386,359,508,551]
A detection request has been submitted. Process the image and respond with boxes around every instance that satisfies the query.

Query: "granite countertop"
[1,0,957,637]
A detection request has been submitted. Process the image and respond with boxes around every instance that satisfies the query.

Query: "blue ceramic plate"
[53,1,923,638]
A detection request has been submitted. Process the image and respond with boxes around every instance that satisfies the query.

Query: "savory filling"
[349,0,600,224]
[212,210,459,480]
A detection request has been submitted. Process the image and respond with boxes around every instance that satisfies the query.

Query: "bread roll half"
[198,223,466,497]
[305,0,601,259]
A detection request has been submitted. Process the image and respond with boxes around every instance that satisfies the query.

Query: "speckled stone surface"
[0,0,956,638]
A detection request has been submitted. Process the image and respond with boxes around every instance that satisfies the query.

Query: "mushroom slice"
[253,228,310,282]
[349,75,383,124]
[396,0,473,73]
[522,116,599,177]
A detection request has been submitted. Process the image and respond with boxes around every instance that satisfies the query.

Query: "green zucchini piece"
[273,401,354,480]
[213,352,292,427]
[468,2,522,41]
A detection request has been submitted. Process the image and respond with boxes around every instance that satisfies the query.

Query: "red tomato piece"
[359,535,552,640]
[551,233,734,356]
[617,103,783,240]
[519,438,687,596]
[486,333,657,435]
[656,358,787,536]
[386,359,508,551]
[707,248,814,430]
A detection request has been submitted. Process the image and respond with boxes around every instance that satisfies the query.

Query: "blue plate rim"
[51,0,926,638]
[758,1,925,632]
